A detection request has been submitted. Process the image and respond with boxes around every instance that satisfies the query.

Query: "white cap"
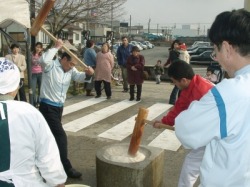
[0,57,20,94]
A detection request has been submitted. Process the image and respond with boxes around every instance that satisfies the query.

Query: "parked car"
[137,41,147,50]
[142,41,154,49]
[187,42,211,51]
[190,51,218,64]
[188,46,214,56]
[130,41,143,51]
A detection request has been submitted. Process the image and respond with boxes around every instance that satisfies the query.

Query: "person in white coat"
[179,43,190,64]
[0,58,66,187]
[175,9,250,187]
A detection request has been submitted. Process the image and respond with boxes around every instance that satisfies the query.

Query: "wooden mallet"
[30,0,88,68]
[128,107,149,156]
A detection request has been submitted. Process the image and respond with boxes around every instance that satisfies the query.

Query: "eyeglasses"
[210,51,217,61]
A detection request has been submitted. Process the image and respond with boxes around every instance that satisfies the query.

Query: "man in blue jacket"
[116,36,133,92]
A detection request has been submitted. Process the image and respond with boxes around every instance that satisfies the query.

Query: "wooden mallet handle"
[30,0,56,36]
[144,119,175,131]
[40,26,87,68]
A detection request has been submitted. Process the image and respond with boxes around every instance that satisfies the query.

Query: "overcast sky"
[121,0,244,29]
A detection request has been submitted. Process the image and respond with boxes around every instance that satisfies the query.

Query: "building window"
[9,32,25,42]
[75,33,80,40]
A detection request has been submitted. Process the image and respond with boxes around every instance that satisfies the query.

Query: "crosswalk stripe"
[148,129,181,151]
[63,99,138,132]
[98,103,173,141]
[63,97,106,116]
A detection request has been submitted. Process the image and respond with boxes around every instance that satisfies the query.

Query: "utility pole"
[129,15,131,36]
[157,24,159,36]
[30,0,36,50]
[111,2,113,30]
[148,18,151,34]
[197,23,200,36]
[87,0,89,30]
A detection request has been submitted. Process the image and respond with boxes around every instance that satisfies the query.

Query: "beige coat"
[5,54,26,78]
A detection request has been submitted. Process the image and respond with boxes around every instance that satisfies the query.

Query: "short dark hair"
[86,40,94,48]
[168,59,195,81]
[132,46,140,52]
[61,50,77,61]
[209,9,250,56]
[121,36,128,40]
[10,43,19,50]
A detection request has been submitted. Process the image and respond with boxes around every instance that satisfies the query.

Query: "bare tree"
[27,0,127,37]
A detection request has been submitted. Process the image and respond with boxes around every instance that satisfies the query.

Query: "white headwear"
[0,57,20,94]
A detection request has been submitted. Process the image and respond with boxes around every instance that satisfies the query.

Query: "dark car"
[190,51,218,64]
[188,46,214,56]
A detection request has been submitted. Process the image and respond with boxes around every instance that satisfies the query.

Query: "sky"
[121,0,244,29]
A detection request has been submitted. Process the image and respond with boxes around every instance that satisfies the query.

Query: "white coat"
[0,100,67,186]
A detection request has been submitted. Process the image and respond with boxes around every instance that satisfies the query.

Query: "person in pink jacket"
[94,43,114,99]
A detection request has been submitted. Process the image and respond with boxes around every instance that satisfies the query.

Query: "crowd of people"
[0,8,250,187]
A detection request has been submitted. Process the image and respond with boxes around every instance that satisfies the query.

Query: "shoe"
[129,98,134,101]
[122,89,128,93]
[86,93,95,96]
[107,96,111,99]
[86,90,94,96]
[66,168,82,178]
[136,98,141,101]
[95,95,101,98]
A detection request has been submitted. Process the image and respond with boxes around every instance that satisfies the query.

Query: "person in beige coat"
[5,43,27,101]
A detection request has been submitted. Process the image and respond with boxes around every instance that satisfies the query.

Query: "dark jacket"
[116,44,133,67]
[154,65,164,75]
[164,49,180,66]
[126,54,145,85]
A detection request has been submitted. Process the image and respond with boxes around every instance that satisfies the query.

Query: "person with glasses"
[175,9,250,187]
[38,39,94,179]
[116,36,133,92]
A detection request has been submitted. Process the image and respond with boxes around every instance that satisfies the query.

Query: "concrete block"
[96,143,165,187]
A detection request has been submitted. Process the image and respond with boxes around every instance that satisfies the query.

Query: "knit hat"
[179,43,187,50]
[0,57,20,94]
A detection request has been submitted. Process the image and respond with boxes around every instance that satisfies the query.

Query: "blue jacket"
[83,48,97,67]
[116,44,133,67]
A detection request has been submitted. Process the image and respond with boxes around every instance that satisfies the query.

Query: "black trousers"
[14,78,27,102]
[95,80,111,97]
[129,84,142,99]
[39,102,72,172]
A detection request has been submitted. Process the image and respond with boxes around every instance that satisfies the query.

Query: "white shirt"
[0,100,66,186]
[175,65,250,186]
[39,48,86,105]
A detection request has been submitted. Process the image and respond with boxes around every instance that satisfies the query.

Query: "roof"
[0,0,30,28]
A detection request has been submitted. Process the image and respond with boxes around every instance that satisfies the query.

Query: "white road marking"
[98,103,173,141]
[148,129,181,151]
[63,97,106,116]
[63,100,138,132]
